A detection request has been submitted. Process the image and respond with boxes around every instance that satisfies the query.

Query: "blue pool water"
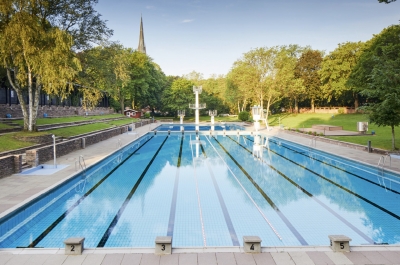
[1,132,400,248]
[155,123,244,131]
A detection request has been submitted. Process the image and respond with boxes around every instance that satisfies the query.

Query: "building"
[137,16,146,54]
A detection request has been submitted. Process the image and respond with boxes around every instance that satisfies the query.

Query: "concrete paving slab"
[271,252,295,265]
[234,253,256,265]
[289,252,315,265]
[121,253,142,265]
[198,253,216,265]
[360,251,393,264]
[1,254,31,265]
[178,253,197,265]
[216,252,236,265]
[378,251,400,264]
[159,254,179,265]
[63,254,88,265]
[140,253,160,265]
[0,254,13,265]
[324,252,353,265]
[306,251,335,265]
[81,254,105,265]
[252,253,276,265]
[42,254,68,265]
[99,253,123,265]
[343,252,371,264]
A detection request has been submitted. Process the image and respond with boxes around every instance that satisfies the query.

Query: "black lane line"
[229,136,373,244]
[27,136,154,248]
[212,137,308,246]
[200,142,240,246]
[244,136,400,221]
[97,136,168,247]
[167,136,184,237]
[268,138,400,195]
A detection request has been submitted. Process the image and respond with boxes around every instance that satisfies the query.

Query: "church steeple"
[138,15,146,54]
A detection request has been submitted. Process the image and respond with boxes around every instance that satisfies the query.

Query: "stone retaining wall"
[0,105,114,119]
[0,155,22,179]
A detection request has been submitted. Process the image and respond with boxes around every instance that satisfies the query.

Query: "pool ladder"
[116,138,122,149]
[309,136,317,148]
[75,155,87,175]
[377,155,391,176]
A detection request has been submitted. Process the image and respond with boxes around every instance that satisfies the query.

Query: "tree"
[0,0,112,131]
[161,78,194,115]
[295,50,323,112]
[348,25,400,150]
[319,42,365,108]
[378,0,396,3]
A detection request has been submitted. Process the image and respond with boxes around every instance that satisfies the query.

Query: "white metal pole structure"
[209,110,217,125]
[52,134,57,168]
[252,105,261,132]
[189,86,206,127]
[177,110,185,124]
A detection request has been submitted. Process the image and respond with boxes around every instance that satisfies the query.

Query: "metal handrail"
[79,155,87,175]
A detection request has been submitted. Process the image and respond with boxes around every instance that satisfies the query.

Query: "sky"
[95,0,400,78]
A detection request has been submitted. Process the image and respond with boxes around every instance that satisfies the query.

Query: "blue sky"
[95,0,400,78]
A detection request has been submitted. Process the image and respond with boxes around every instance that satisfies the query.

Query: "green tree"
[348,25,400,150]
[0,0,111,131]
[295,49,323,112]
[320,42,365,108]
[378,0,396,3]
[161,78,194,115]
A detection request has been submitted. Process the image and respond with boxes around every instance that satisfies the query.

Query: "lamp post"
[52,134,57,168]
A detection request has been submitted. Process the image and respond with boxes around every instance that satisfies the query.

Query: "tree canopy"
[348,25,400,150]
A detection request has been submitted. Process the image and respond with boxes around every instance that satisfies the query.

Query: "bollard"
[368,140,372,153]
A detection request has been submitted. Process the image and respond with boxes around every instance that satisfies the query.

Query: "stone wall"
[0,105,114,119]
[0,155,22,179]
[296,107,356,114]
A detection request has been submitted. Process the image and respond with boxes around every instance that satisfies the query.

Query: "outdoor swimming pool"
[0,131,399,248]
[155,123,245,131]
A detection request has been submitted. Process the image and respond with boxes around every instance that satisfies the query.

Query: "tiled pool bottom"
[1,132,400,249]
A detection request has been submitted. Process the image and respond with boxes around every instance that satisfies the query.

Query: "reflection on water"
[1,133,400,248]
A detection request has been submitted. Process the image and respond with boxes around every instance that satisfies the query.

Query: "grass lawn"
[0,132,47,152]
[268,113,399,151]
[47,123,113,138]
[106,118,138,126]
[0,123,13,129]
[13,113,126,126]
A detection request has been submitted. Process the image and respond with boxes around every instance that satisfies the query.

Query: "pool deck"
[1,123,400,265]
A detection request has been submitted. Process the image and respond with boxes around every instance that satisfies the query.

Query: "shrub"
[238,111,250,121]
[144,112,151,119]
[338,108,345,114]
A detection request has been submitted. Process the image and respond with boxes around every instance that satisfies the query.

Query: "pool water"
[155,123,244,131]
[0,132,399,248]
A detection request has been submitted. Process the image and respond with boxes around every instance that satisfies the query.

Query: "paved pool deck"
[0,123,400,264]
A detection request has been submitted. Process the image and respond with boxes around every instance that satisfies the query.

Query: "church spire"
[138,15,146,54]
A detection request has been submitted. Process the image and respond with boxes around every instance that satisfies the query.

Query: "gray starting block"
[329,235,351,252]
[155,236,172,254]
[64,237,85,255]
[243,236,262,253]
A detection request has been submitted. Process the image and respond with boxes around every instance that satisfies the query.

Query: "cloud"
[181,19,194,23]
[146,5,154,9]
